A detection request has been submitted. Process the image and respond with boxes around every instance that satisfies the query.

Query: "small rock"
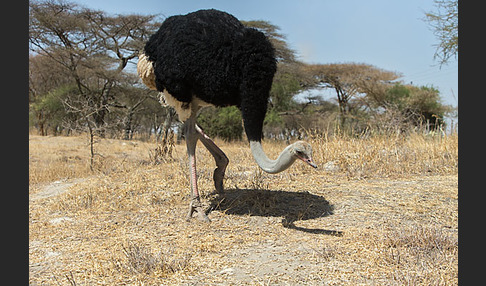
[323,161,340,172]
[219,268,235,275]
[46,251,60,258]
[49,217,73,225]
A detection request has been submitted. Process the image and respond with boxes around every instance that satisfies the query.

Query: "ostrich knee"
[196,124,229,194]
[212,153,228,194]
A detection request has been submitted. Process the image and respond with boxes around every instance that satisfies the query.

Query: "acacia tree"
[303,63,400,125]
[29,52,74,134]
[29,0,161,136]
[424,0,458,66]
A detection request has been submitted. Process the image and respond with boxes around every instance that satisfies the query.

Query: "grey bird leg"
[195,124,229,194]
[183,118,210,222]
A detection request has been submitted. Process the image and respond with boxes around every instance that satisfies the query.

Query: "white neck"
[249,141,297,174]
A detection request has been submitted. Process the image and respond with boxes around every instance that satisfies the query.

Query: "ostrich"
[137,9,317,222]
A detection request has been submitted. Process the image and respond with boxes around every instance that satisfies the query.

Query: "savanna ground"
[29,131,458,285]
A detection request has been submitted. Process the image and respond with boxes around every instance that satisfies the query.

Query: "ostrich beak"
[307,159,318,168]
[301,157,317,168]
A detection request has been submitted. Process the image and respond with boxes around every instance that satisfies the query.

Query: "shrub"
[198,106,243,141]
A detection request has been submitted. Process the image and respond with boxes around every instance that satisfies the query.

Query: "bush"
[382,84,451,129]
[197,106,243,141]
[29,85,74,135]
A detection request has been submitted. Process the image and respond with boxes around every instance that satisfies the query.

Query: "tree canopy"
[424,0,458,66]
[29,0,163,138]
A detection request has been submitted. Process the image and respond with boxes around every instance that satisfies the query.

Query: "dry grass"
[114,242,193,277]
[307,130,458,178]
[29,132,457,285]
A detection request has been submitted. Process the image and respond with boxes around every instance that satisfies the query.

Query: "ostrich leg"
[183,118,210,222]
[195,124,229,194]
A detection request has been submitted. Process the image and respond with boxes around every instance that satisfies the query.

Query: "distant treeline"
[29,0,455,141]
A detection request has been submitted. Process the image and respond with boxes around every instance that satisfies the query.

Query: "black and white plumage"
[138,9,317,221]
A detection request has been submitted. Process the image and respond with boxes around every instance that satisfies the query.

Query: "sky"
[71,0,458,108]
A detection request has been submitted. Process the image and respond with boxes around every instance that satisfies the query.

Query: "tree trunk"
[124,111,133,140]
[159,108,176,142]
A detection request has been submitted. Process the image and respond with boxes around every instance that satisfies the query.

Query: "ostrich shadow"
[207,188,343,236]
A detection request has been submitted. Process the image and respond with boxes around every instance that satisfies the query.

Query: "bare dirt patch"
[30,178,86,201]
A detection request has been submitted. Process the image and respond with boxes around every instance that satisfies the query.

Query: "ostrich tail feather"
[137,52,158,91]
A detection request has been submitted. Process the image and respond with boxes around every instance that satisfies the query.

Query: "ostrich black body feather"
[143,9,277,141]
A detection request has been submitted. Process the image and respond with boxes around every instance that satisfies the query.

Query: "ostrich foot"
[186,197,211,222]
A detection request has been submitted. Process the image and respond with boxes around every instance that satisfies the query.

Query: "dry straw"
[29,130,457,285]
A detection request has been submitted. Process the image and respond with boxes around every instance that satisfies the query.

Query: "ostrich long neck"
[249,141,297,174]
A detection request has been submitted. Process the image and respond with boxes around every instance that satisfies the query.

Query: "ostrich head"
[290,141,317,168]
